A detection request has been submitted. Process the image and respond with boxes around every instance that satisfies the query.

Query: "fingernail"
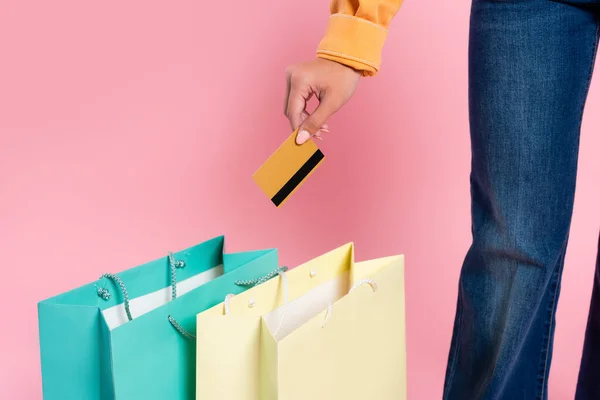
[320,128,330,133]
[296,130,311,145]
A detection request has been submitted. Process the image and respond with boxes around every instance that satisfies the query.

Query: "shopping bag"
[38,236,280,400]
[196,243,406,400]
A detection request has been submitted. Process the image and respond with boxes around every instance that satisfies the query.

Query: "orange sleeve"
[317,0,404,76]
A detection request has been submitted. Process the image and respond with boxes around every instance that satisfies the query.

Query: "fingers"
[285,60,352,145]
[296,94,338,145]
[283,68,292,118]
[286,84,331,144]
[285,66,311,131]
[286,87,307,131]
[298,112,328,141]
[313,126,329,140]
[295,110,330,144]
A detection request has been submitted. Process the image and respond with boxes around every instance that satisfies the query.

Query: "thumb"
[296,96,337,145]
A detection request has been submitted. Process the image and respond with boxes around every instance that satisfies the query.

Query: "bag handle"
[322,278,377,327]
[168,251,186,300]
[170,265,288,341]
[96,273,133,321]
[223,267,288,312]
[233,266,288,287]
[224,267,289,336]
[96,251,186,324]
[222,273,378,336]
[168,315,197,340]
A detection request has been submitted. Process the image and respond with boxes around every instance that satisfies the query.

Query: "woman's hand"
[284,58,361,144]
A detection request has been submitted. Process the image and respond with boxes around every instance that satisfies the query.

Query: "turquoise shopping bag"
[38,236,279,400]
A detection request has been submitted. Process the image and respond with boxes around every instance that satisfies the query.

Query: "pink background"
[1,1,600,398]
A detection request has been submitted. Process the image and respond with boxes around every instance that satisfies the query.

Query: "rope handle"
[223,266,289,315]
[223,272,378,335]
[224,267,289,336]
[168,251,186,300]
[97,251,186,325]
[322,278,378,327]
[170,266,289,341]
[168,315,196,340]
[97,259,289,340]
[234,266,288,287]
[97,273,133,321]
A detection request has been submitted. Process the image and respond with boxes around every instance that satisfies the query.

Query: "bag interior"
[262,270,350,340]
[102,265,223,330]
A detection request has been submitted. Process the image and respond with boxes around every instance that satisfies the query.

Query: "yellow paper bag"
[196,244,406,400]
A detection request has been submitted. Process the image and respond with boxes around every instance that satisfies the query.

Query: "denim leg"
[577,235,600,399]
[443,1,599,399]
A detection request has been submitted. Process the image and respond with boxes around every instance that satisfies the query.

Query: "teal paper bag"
[38,236,279,400]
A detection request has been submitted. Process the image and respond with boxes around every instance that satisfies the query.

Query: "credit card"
[253,130,324,207]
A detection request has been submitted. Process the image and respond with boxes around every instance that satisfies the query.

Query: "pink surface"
[1,1,600,398]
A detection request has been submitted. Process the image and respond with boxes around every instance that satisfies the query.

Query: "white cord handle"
[223,294,235,315]
[322,278,378,327]
[224,274,377,333]
[273,270,289,336]
[223,270,289,338]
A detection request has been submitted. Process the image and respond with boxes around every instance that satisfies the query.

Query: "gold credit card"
[253,130,325,207]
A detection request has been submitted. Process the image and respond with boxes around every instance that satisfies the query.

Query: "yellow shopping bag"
[196,243,406,400]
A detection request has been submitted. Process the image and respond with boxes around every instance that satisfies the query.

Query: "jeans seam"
[537,244,566,400]
[537,22,600,400]
[443,296,464,399]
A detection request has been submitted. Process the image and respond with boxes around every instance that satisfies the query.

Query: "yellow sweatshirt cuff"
[316,14,388,77]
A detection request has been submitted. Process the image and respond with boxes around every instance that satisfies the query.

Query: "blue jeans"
[443,1,600,399]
